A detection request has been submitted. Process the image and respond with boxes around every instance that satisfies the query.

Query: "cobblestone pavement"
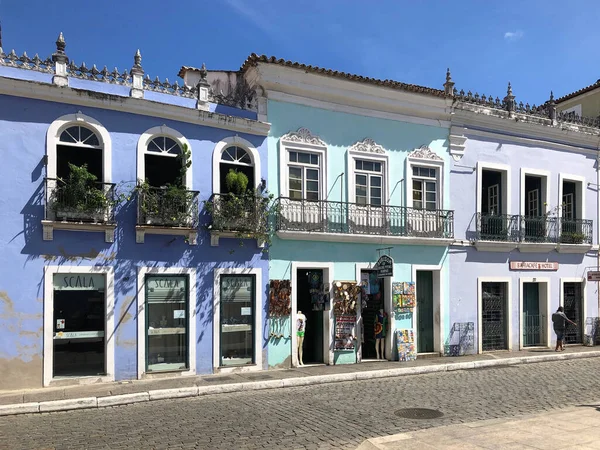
[2,358,600,450]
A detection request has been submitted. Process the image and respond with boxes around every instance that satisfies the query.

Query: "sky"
[1,0,599,106]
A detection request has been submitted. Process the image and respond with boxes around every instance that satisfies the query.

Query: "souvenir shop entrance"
[296,269,325,364]
[360,270,385,360]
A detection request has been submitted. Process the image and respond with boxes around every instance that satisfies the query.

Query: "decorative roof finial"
[56,32,66,54]
[443,67,455,97]
[199,62,208,80]
[133,49,142,70]
[504,81,516,112]
[507,82,513,97]
[446,68,452,83]
[549,90,555,102]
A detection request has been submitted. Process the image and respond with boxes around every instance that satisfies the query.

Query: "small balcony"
[275,198,454,245]
[136,185,199,245]
[206,193,269,247]
[474,214,593,253]
[42,177,117,242]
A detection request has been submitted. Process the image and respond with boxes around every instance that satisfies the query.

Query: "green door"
[417,271,434,353]
[523,282,541,347]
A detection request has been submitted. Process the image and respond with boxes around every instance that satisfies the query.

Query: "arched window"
[219,146,254,193]
[137,126,192,189]
[56,125,103,180]
[212,137,261,194]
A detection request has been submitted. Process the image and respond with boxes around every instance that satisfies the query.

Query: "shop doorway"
[564,282,583,344]
[361,270,385,360]
[481,282,508,351]
[296,269,325,364]
[416,270,434,353]
[52,274,106,378]
[522,282,545,347]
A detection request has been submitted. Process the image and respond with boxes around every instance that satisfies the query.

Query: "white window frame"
[213,267,263,373]
[558,173,586,221]
[137,126,193,190]
[405,156,444,210]
[476,162,511,215]
[46,112,112,183]
[477,277,512,354]
[518,277,551,350]
[347,150,389,205]
[520,168,551,217]
[43,265,115,387]
[136,266,197,379]
[279,129,327,200]
[212,136,261,194]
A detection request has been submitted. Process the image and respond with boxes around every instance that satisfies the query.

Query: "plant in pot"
[52,163,109,222]
[560,231,586,244]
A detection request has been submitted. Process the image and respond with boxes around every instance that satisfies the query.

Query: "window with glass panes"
[288,151,320,201]
[355,159,383,206]
[412,166,437,210]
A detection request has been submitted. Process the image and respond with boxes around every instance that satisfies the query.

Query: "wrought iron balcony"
[137,185,199,228]
[275,198,454,239]
[207,193,269,234]
[475,214,593,245]
[45,177,116,224]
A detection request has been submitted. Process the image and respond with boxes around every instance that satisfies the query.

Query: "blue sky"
[1,0,599,105]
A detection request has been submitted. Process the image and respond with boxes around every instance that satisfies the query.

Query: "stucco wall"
[0,93,268,389]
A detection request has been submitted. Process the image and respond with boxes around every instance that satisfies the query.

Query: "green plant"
[560,231,586,244]
[52,163,109,215]
[225,169,249,195]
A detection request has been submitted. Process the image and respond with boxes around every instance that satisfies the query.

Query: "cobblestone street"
[2,358,600,450]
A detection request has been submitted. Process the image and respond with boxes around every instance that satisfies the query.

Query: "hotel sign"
[509,261,559,271]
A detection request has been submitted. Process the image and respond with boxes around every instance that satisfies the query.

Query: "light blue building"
[183,56,456,367]
[0,35,269,390]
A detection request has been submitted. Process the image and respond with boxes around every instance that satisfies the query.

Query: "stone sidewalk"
[2,346,600,417]
[356,404,600,449]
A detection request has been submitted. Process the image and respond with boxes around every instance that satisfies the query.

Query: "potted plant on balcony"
[137,145,195,227]
[52,163,109,223]
[559,231,586,244]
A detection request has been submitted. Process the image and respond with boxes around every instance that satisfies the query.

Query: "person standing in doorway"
[552,306,576,352]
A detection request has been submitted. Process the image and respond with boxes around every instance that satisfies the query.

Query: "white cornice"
[248,65,451,126]
[0,76,270,136]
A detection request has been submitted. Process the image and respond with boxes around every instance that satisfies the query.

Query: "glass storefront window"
[220,275,255,366]
[53,274,106,377]
[145,275,189,372]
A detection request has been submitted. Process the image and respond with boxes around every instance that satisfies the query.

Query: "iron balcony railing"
[137,186,199,228]
[476,214,593,244]
[275,197,454,239]
[207,193,269,234]
[45,177,116,223]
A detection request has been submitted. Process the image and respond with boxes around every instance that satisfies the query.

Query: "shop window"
[220,275,255,366]
[145,275,189,372]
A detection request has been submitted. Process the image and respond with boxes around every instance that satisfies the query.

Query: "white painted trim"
[559,277,587,344]
[476,162,512,215]
[276,230,454,246]
[557,173,586,221]
[212,136,262,194]
[290,262,334,366]
[43,265,115,387]
[405,154,445,209]
[0,76,270,136]
[279,132,328,200]
[411,264,444,356]
[477,277,512,354]
[136,126,193,190]
[266,90,451,129]
[346,148,390,204]
[136,266,197,379]
[519,168,552,217]
[46,112,112,183]
[213,267,263,373]
[518,277,551,350]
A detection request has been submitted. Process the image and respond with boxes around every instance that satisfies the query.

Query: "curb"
[1,350,599,417]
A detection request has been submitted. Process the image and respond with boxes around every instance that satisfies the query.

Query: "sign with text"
[588,271,600,282]
[53,274,105,290]
[509,261,559,271]
[374,255,394,278]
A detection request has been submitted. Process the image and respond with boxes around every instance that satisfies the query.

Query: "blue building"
[0,34,269,390]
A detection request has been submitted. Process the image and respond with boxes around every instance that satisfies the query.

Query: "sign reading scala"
[374,255,394,278]
[53,274,106,290]
[509,261,559,271]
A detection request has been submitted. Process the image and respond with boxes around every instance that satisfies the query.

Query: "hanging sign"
[53,274,105,291]
[588,271,600,282]
[509,261,558,271]
[374,255,394,278]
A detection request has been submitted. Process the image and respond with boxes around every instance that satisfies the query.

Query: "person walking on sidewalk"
[552,306,576,352]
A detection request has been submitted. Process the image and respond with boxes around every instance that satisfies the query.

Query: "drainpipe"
[597,151,600,319]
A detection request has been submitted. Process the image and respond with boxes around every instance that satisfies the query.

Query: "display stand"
[332,281,360,364]
[396,329,416,361]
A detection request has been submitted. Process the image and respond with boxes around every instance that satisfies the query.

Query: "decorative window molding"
[279,128,327,200]
[212,136,261,194]
[46,112,112,182]
[408,145,443,161]
[136,266,197,379]
[137,125,192,190]
[405,146,445,209]
[346,139,389,204]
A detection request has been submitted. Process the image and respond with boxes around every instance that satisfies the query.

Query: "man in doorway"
[552,306,576,352]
